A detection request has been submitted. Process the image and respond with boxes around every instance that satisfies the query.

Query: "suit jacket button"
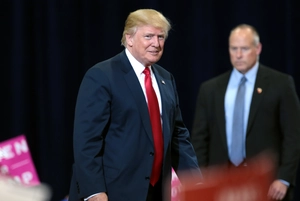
[149,152,154,156]
[145,176,150,180]
[76,182,80,193]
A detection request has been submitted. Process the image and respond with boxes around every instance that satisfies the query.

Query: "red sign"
[179,155,274,201]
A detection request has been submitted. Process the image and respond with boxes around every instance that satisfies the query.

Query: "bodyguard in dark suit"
[191,24,300,201]
[69,9,201,201]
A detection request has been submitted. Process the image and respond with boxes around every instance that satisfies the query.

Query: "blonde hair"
[121,9,171,47]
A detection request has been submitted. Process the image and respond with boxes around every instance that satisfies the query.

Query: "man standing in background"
[191,24,300,201]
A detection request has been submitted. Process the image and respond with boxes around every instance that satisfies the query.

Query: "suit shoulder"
[152,64,174,81]
[84,52,126,77]
[201,71,231,87]
[259,65,292,79]
[90,54,121,71]
[153,63,171,75]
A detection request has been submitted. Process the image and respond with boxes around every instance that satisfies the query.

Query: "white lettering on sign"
[22,171,34,184]
[13,171,34,185]
[0,139,29,162]
[14,139,29,155]
[0,145,15,162]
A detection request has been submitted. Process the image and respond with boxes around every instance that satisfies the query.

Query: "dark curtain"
[2,0,300,200]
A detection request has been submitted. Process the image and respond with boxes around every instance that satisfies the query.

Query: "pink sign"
[171,168,181,201]
[0,135,40,186]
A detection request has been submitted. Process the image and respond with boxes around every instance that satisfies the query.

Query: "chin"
[234,64,246,69]
[235,67,248,74]
[149,57,161,63]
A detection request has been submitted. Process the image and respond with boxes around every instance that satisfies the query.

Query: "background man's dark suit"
[69,51,200,201]
[191,64,300,199]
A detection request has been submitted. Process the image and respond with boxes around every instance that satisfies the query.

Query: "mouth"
[235,61,245,66]
[148,51,160,55]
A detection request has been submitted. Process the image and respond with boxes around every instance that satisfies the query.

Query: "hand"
[268,180,288,200]
[88,193,108,201]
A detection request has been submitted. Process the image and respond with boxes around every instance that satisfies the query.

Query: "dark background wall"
[2,0,300,200]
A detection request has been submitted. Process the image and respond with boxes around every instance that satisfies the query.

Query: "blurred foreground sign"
[179,155,274,201]
[0,134,40,186]
[171,168,181,201]
[0,175,51,201]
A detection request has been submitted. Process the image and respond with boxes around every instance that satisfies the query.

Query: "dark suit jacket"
[191,64,300,184]
[69,50,200,201]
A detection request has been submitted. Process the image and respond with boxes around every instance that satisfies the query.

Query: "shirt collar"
[232,61,259,84]
[125,48,151,75]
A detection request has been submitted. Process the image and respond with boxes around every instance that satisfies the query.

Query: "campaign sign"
[171,168,181,201]
[0,135,40,186]
[179,155,274,201]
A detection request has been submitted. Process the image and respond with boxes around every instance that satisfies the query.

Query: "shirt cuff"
[279,179,290,187]
[84,193,100,201]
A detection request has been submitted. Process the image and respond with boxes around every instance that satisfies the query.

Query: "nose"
[152,36,160,47]
[236,49,242,58]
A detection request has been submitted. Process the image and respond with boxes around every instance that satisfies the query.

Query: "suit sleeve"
[169,74,202,180]
[191,84,210,167]
[278,76,300,183]
[73,67,110,198]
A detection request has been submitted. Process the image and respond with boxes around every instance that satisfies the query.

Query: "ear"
[256,42,262,55]
[125,34,133,47]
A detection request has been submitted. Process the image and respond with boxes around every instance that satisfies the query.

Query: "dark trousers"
[283,185,294,201]
[146,177,163,201]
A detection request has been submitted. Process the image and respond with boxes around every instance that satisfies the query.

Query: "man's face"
[229,28,262,74]
[126,25,165,67]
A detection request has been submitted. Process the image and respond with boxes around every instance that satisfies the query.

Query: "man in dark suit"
[68,9,201,201]
[191,24,300,201]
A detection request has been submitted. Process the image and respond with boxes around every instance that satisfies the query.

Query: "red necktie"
[143,67,163,186]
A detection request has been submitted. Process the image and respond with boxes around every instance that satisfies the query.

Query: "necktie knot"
[240,76,247,85]
[143,67,150,76]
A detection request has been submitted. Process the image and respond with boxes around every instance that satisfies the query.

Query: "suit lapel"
[119,51,154,142]
[151,65,170,148]
[216,72,231,149]
[246,65,269,134]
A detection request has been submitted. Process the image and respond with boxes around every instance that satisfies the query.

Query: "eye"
[144,35,152,40]
[242,47,250,52]
[158,35,165,40]
[230,47,237,51]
